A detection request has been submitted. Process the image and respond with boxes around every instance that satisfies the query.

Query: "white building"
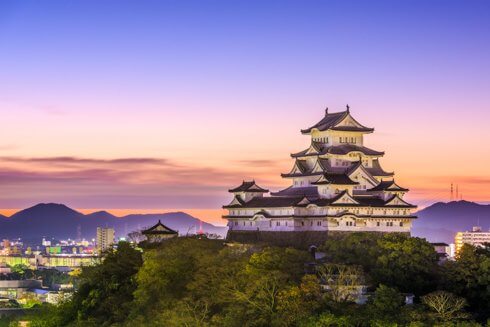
[455,226,490,254]
[96,227,115,253]
[223,106,417,246]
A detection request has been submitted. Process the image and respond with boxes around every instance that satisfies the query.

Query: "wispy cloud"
[0,156,281,209]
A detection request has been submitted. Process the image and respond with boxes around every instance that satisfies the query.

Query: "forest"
[14,233,490,326]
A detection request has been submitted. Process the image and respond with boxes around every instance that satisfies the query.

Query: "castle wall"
[226,230,330,249]
[226,230,410,249]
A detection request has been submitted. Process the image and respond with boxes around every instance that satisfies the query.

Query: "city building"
[142,220,178,242]
[224,106,417,246]
[96,227,115,253]
[455,226,490,254]
[0,254,96,269]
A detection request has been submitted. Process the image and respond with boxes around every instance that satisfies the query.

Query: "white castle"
[224,106,417,246]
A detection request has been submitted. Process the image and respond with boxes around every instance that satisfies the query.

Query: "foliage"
[322,232,439,294]
[21,236,490,326]
[439,243,490,321]
[422,291,469,322]
[316,264,365,303]
[370,284,404,315]
[25,241,143,327]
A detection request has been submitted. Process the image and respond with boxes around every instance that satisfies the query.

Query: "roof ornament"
[325,106,329,115]
[346,104,350,113]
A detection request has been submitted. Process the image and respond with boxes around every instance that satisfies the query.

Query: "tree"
[321,233,439,295]
[317,264,365,303]
[300,312,352,327]
[276,275,323,326]
[422,291,468,322]
[371,284,404,315]
[63,241,142,326]
[372,234,439,294]
[440,244,490,320]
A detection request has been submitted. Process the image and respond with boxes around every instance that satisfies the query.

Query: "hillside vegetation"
[19,234,490,326]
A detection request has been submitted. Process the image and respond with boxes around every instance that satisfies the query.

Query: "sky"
[0,0,489,224]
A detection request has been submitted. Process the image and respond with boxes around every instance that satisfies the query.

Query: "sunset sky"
[0,1,489,224]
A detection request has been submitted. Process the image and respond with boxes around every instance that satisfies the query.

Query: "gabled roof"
[312,173,358,185]
[369,180,409,192]
[384,195,417,208]
[142,220,178,235]
[310,158,329,173]
[229,181,269,193]
[294,160,309,174]
[330,191,361,205]
[225,195,246,207]
[346,162,379,186]
[301,109,374,134]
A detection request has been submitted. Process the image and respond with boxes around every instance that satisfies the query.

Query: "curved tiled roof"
[301,109,374,134]
[223,196,304,209]
[142,220,178,235]
[369,180,409,192]
[229,181,269,193]
[225,189,416,209]
[326,144,384,156]
[270,186,320,198]
[292,144,384,157]
[301,111,346,134]
[367,159,394,177]
[312,173,358,185]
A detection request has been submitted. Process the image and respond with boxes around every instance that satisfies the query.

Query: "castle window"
[377,222,380,226]
[317,221,322,226]
[399,222,403,227]
[276,221,280,226]
[301,221,305,226]
[243,222,246,226]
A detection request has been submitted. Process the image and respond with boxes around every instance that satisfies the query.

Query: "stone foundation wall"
[226,230,411,249]
[226,230,330,249]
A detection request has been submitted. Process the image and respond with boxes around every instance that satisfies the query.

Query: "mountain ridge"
[0,203,227,243]
[412,200,490,243]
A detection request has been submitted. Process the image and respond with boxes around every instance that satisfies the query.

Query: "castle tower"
[223,106,417,247]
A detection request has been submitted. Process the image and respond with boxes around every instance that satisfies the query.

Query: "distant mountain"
[412,200,490,243]
[0,203,227,244]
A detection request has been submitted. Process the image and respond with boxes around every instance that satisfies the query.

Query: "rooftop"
[301,108,374,134]
[229,181,269,193]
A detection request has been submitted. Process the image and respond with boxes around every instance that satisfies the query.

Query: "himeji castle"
[223,106,417,246]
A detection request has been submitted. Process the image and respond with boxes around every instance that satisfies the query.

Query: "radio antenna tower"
[450,183,454,201]
[198,220,204,235]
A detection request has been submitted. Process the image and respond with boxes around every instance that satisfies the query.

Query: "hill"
[412,200,490,243]
[0,203,227,243]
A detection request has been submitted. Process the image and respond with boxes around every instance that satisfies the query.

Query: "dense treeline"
[20,233,490,326]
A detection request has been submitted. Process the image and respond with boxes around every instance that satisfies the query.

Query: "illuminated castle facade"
[224,106,417,245]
